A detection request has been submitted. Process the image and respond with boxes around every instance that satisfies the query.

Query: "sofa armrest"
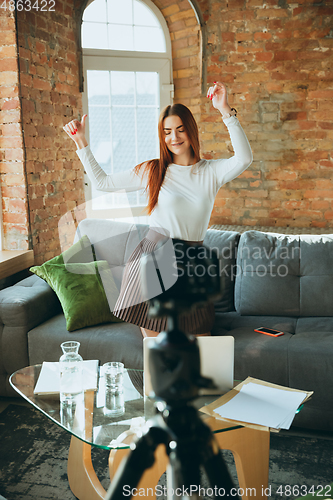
[0,275,62,395]
[0,275,61,330]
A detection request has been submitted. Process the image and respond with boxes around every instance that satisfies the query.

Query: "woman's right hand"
[63,114,88,149]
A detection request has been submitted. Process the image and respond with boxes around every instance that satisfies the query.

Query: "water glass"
[103,362,125,416]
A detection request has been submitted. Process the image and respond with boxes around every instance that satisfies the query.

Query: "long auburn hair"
[134,103,201,215]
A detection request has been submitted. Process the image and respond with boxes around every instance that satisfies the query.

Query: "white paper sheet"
[214,382,307,429]
[34,360,99,395]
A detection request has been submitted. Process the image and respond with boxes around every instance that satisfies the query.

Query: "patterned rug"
[0,404,332,499]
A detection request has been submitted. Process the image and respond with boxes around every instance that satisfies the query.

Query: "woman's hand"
[207,82,232,115]
[63,114,88,149]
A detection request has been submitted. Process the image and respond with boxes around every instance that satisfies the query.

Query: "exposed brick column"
[0,8,30,250]
[153,0,202,115]
[16,2,86,264]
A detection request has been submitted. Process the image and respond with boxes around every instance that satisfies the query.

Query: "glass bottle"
[59,341,84,407]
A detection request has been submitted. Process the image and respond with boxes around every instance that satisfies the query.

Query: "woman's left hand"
[207,81,231,114]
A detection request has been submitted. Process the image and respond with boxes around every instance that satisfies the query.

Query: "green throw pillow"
[30,238,123,331]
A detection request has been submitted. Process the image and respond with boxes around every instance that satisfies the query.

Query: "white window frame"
[81,0,173,221]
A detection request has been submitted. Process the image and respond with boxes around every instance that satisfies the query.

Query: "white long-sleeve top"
[76,115,253,241]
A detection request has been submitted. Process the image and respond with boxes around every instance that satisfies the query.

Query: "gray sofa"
[1,219,332,432]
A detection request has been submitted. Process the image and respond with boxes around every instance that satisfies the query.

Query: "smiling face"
[163,115,193,165]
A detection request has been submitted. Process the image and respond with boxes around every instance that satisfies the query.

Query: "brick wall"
[0,9,30,250]
[196,0,333,229]
[16,3,86,263]
[0,3,86,263]
[1,0,332,265]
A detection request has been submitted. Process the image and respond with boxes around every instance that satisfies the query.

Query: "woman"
[63,81,253,337]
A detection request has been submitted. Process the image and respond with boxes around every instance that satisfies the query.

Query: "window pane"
[134,0,160,27]
[134,26,166,52]
[82,0,167,53]
[86,69,160,210]
[137,107,158,164]
[82,22,108,50]
[111,72,135,106]
[108,24,134,51]
[111,107,136,172]
[87,70,110,105]
[83,0,106,22]
[107,0,132,25]
[136,72,158,106]
[88,106,111,171]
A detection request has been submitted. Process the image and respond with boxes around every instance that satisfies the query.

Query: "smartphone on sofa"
[254,327,284,337]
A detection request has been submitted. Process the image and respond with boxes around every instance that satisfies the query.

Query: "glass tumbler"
[103,361,125,417]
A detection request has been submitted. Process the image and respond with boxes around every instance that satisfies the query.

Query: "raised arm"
[63,115,147,192]
[206,82,253,187]
[76,146,147,192]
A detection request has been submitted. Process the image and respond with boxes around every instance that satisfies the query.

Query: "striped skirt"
[113,229,215,335]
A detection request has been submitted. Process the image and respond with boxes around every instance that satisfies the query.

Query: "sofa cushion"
[30,260,123,332]
[235,231,333,317]
[211,325,292,387]
[235,231,300,316]
[28,313,143,370]
[203,229,240,312]
[296,317,333,333]
[212,311,298,335]
[299,235,333,316]
[288,331,333,430]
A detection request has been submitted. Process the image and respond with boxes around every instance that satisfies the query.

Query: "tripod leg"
[109,444,168,498]
[193,420,240,499]
[163,406,238,500]
[105,417,170,500]
[166,443,202,498]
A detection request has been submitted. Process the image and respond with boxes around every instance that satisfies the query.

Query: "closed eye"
[164,129,185,135]
[164,126,185,134]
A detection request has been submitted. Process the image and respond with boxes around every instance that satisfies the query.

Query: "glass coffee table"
[10,365,270,500]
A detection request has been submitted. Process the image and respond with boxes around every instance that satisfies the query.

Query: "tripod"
[104,238,240,499]
[105,306,239,500]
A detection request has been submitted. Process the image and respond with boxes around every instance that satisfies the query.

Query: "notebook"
[143,336,234,397]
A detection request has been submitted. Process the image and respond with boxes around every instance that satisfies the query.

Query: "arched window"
[81,0,173,221]
[82,0,166,52]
